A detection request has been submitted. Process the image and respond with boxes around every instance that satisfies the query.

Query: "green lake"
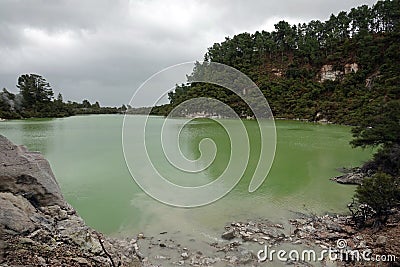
[0,115,372,242]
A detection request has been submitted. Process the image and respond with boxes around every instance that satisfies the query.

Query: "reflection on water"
[0,115,373,242]
[1,118,55,154]
[177,119,231,185]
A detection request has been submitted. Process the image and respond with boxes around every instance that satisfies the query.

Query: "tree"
[92,101,100,109]
[82,99,91,108]
[362,144,400,177]
[17,74,54,111]
[56,93,63,103]
[350,100,400,148]
[349,5,372,35]
[355,173,400,223]
[274,21,296,61]
[0,89,15,118]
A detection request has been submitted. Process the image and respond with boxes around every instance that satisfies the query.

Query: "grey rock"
[228,255,238,264]
[357,240,367,249]
[0,225,4,262]
[238,248,254,264]
[260,227,285,238]
[71,257,89,265]
[37,256,46,265]
[41,205,69,220]
[18,237,35,245]
[57,216,103,254]
[303,225,316,233]
[137,233,144,239]
[327,223,343,233]
[0,192,36,234]
[0,135,65,207]
[181,252,189,260]
[29,212,54,232]
[331,168,366,185]
[221,229,236,240]
[245,225,260,233]
[375,236,387,247]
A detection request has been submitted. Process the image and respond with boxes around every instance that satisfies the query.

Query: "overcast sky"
[0,0,376,107]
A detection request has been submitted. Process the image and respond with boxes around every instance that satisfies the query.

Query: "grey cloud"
[0,0,123,31]
[0,0,376,106]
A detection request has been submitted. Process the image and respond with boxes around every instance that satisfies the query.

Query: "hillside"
[160,0,400,125]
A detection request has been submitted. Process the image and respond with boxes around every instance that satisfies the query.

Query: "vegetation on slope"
[160,0,399,126]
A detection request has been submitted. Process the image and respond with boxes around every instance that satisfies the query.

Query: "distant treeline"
[0,74,127,119]
[152,0,399,126]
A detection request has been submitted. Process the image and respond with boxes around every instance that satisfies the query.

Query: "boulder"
[0,135,65,207]
[181,252,189,260]
[221,229,236,240]
[0,192,37,234]
[331,168,365,185]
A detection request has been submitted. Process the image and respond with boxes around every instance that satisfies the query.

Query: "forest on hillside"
[159,0,400,126]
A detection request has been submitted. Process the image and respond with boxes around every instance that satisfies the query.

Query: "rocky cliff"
[0,135,144,266]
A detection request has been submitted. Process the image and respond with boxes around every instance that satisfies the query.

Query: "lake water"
[0,115,372,242]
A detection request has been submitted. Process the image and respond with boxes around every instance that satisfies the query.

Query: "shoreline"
[1,113,356,127]
[1,135,397,266]
[135,211,399,266]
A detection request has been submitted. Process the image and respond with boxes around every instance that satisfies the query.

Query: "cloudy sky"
[0,0,376,107]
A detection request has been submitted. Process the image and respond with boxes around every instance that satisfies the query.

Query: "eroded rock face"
[0,135,65,207]
[320,64,343,82]
[319,63,359,82]
[344,63,359,74]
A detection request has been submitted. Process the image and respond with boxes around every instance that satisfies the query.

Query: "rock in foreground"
[0,135,145,266]
[0,135,65,207]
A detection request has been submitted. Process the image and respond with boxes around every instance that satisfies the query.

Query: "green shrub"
[362,144,400,177]
[355,172,400,216]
